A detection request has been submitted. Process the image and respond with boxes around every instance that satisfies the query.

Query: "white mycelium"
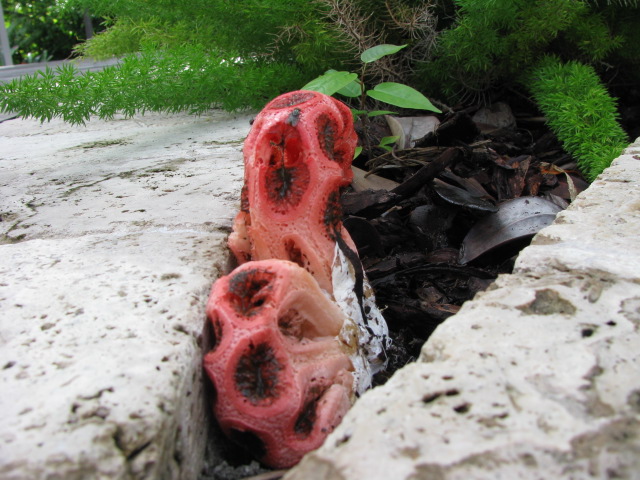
[332,244,390,395]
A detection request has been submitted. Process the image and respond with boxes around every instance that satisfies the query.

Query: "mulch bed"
[344,97,590,386]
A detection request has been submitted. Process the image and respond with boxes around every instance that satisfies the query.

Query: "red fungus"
[228,90,357,294]
[204,260,354,468]
[207,91,391,468]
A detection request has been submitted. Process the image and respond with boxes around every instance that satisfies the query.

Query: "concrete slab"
[0,111,253,479]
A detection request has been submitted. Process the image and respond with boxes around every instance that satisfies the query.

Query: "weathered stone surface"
[0,111,252,479]
[286,143,640,479]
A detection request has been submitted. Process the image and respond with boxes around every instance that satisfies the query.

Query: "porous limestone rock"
[285,142,640,479]
[0,111,252,479]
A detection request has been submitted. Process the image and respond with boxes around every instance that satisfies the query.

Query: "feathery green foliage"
[1,47,306,124]
[1,0,328,122]
[527,57,628,181]
[420,0,639,99]
[412,0,637,181]
[62,0,314,59]
[1,0,443,122]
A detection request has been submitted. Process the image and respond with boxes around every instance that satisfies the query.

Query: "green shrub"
[2,0,95,64]
[1,0,444,123]
[527,57,628,181]
[412,0,637,181]
[1,0,326,122]
[65,0,323,62]
[419,0,639,99]
[425,0,573,96]
[1,45,306,124]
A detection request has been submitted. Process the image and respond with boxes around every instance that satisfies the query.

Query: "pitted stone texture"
[0,111,251,479]
[1,111,248,242]
[285,146,640,478]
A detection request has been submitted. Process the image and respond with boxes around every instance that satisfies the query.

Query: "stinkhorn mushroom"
[204,90,391,467]
[228,90,355,294]
[203,260,355,468]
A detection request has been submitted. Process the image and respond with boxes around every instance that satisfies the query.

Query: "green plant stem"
[358,62,374,158]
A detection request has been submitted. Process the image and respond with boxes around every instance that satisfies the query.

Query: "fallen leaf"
[433,178,499,212]
[344,216,385,256]
[540,162,579,202]
[471,102,517,133]
[459,196,563,264]
[385,115,441,149]
[351,166,399,192]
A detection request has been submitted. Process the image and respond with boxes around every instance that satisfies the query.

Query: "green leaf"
[361,44,407,64]
[353,146,363,159]
[379,135,399,151]
[302,71,359,96]
[366,83,442,112]
[336,79,362,98]
[367,110,397,117]
[379,135,399,146]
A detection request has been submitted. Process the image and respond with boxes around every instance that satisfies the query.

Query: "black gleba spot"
[264,133,310,213]
[316,114,337,161]
[294,395,320,437]
[269,91,316,109]
[323,191,342,239]
[227,268,275,316]
[235,342,282,404]
[270,165,295,200]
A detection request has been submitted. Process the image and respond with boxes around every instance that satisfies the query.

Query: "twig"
[390,147,461,197]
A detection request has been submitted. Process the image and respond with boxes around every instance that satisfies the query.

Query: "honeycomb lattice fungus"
[228,90,357,294]
[211,91,392,466]
[204,260,355,468]
[227,90,391,392]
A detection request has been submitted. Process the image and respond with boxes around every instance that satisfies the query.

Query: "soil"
[347,95,590,386]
